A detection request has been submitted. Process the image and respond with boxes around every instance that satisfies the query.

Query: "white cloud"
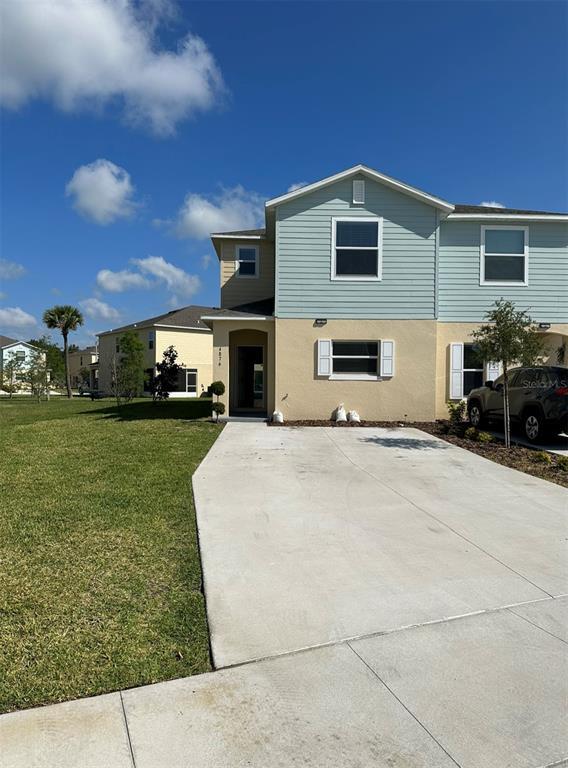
[172,186,264,239]
[66,159,137,225]
[1,0,225,136]
[0,259,26,280]
[479,200,506,208]
[287,181,307,192]
[201,253,213,270]
[0,306,37,328]
[132,255,201,298]
[97,268,151,292]
[80,297,121,321]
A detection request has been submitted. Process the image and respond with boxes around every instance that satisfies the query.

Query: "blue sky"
[1,0,567,347]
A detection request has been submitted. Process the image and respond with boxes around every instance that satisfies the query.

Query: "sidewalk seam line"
[506,607,568,646]
[215,594,563,672]
[346,641,463,768]
[119,692,137,768]
[324,428,554,599]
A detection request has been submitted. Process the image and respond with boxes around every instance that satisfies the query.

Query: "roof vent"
[353,179,365,204]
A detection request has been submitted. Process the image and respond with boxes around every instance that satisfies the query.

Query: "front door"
[236,346,265,411]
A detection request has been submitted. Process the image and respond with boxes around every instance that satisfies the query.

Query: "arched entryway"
[229,329,269,416]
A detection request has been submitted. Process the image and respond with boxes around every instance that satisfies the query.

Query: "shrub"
[556,456,568,472]
[447,400,467,425]
[212,401,225,416]
[210,381,225,397]
[464,426,478,441]
[533,451,552,465]
[477,431,493,444]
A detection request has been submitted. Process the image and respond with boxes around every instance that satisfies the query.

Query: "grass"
[0,396,221,713]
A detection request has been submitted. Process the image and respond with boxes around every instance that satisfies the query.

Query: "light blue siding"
[438,221,568,322]
[275,177,437,319]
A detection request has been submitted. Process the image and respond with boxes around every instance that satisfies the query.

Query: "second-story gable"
[274,172,442,319]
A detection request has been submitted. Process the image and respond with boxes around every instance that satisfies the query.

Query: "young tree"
[151,345,182,401]
[1,355,24,398]
[26,348,50,402]
[28,335,65,387]
[42,306,84,398]
[111,330,145,406]
[471,299,543,448]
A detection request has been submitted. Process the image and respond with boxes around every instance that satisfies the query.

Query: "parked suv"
[467,366,568,443]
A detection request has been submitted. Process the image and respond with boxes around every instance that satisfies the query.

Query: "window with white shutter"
[380,340,395,377]
[485,360,501,381]
[317,339,332,377]
[450,343,464,399]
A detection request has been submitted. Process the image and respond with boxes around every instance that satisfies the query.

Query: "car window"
[516,369,540,388]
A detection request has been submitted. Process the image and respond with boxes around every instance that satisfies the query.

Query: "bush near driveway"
[0,398,221,713]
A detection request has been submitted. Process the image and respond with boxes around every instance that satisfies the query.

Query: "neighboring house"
[204,164,568,420]
[68,346,97,389]
[0,335,46,392]
[97,306,220,397]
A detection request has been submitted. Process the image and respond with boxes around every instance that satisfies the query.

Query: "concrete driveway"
[194,424,567,667]
[2,424,567,768]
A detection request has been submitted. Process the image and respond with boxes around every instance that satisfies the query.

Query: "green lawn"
[0,397,221,713]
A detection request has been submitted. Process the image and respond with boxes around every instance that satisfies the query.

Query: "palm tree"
[43,305,84,398]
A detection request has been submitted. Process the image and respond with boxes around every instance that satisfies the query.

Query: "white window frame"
[185,368,198,394]
[480,225,529,287]
[352,179,365,205]
[235,244,259,279]
[331,216,383,282]
[330,340,380,381]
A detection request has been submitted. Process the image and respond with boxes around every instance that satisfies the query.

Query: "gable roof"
[97,305,222,337]
[0,334,18,348]
[265,164,455,213]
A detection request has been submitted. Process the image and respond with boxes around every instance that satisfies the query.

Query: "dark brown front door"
[236,346,264,410]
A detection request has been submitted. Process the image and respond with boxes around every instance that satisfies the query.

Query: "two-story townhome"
[203,165,568,421]
[68,346,98,389]
[97,306,220,397]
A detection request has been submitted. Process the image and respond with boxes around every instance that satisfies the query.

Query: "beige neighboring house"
[68,346,97,389]
[97,306,219,397]
[203,164,568,421]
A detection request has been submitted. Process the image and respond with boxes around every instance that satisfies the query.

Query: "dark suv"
[467,366,568,443]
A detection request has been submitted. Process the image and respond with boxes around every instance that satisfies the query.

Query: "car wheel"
[468,402,484,428]
[523,411,544,444]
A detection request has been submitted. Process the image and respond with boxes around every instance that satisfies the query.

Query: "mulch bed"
[268,418,568,488]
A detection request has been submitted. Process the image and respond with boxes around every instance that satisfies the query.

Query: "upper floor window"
[235,245,259,278]
[481,226,528,286]
[148,330,154,350]
[15,350,26,361]
[331,217,382,281]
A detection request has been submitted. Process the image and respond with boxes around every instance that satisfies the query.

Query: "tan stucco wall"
[435,322,568,419]
[155,328,213,395]
[275,319,438,421]
[210,320,275,415]
[97,327,213,395]
[219,238,275,309]
[68,351,97,385]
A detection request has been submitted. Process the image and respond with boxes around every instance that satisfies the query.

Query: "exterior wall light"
[538,323,551,331]
[314,319,327,327]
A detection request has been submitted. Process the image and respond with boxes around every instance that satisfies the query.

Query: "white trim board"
[448,213,568,222]
[265,164,455,212]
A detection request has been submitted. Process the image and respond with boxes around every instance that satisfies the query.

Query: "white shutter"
[317,339,332,377]
[352,179,365,204]
[485,360,501,381]
[380,340,395,377]
[450,343,464,399]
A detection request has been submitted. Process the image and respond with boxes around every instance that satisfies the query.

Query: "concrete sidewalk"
[1,597,567,768]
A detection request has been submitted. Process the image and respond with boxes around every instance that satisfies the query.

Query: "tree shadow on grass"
[358,436,449,451]
[81,398,213,422]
